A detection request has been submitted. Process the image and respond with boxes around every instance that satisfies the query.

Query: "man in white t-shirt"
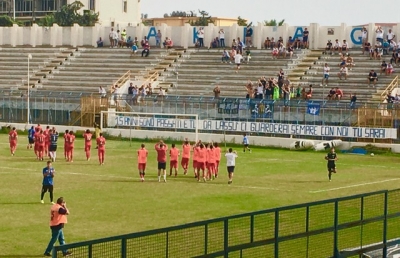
[218,29,225,47]
[376,26,384,43]
[332,39,341,55]
[234,53,243,73]
[337,65,348,80]
[322,63,330,86]
[109,28,115,48]
[361,27,368,49]
[387,29,395,42]
[225,148,238,184]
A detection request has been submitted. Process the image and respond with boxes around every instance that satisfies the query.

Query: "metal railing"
[53,189,400,258]
[380,75,398,101]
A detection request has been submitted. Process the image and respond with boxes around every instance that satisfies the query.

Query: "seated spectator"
[367,69,378,87]
[130,44,138,57]
[383,40,390,55]
[386,92,395,115]
[380,61,387,75]
[386,63,394,75]
[141,36,148,47]
[286,36,294,48]
[158,87,166,96]
[272,46,279,59]
[332,39,341,55]
[346,54,355,70]
[287,45,294,59]
[97,37,103,47]
[163,37,173,49]
[133,37,139,47]
[293,38,301,49]
[337,65,348,80]
[126,36,133,48]
[363,41,371,55]
[335,87,343,100]
[264,37,271,49]
[99,86,107,98]
[141,42,150,57]
[389,40,397,51]
[373,40,383,60]
[338,54,346,67]
[324,40,332,55]
[245,48,251,64]
[278,43,286,58]
[390,50,399,65]
[350,93,357,108]
[209,37,219,49]
[270,37,276,48]
[327,88,336,100]
[341,40,349,53]
[221,49,230,63]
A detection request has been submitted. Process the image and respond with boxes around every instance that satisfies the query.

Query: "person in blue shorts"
[130,44,138,57]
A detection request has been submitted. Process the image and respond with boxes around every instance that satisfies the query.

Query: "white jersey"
[219,31,225,39]
[323,66,330,75]
[376,29,384,39]
[234,54,243,64]
[243,136,249,145]
[225,152,238,167]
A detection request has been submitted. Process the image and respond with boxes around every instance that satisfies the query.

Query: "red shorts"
[85,145,91,151]
[208,162,215,170]
[38,145,45,152]
[34,143,38,151]
[9,141,17,148]
[193,160,198,169]
[216,160,220,168]
[197,162,205,171]
[170,160,178,168]
[138,163,146,171]
[181,157,189,166]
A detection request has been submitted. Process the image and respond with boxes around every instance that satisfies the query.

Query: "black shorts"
[227,166,235,173]
[327,164,336,172]
[28,138,34,144]
[49,145,57,152]
[244,144,249,147]
[158,162,166,170]
[42,185,53,192]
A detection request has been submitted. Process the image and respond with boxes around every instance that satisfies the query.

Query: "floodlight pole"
[27,54,32,124]
[13,0,15,20]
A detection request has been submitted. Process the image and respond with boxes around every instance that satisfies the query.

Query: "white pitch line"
[309,178,400,193]
[228,185,296,192]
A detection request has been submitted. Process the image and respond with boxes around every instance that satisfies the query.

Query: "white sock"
[158,176,160,181]
[163,174,166,180]
[49,152,53,158]
[53,152,57,161]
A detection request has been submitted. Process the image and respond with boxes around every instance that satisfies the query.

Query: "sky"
[141,0,400,26]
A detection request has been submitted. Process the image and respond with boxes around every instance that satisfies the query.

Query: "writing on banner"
[111,116,398,139]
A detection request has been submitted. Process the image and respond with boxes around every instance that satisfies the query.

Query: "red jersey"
[137,148,148,164]
[193,146,199,161]
[169,148,179,162]
[197,147,207,163]
[35,125,42,132]
[215,147,221,161]
[43,129,50,144]
[34,132,40,144]
[155,143,168,162]
[182,144,191,159]
[67,134,75,148]
[83,133,93,146]
[9,131,18,142]
[208,148,216,164]
[37,134,46,147]
[64,134,68,145]
[96,136,106,150]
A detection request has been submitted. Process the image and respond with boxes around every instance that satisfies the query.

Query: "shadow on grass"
[0,202,41,205]
[0,255,43,257]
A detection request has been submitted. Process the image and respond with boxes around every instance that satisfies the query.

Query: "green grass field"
[0,134,399,257]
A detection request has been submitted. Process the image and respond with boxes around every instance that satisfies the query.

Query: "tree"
[37,1,99,27]
[264,19,285,26]
[188,10,213,26]
[237,16,247,26]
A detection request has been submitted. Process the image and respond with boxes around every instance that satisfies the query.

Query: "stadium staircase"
[287,50,323,85]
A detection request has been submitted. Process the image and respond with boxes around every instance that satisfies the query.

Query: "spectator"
[373,39,383,60]
[264,37,271,49]
[368,69,378,87]
[302,28,309,49]
[197,27,204,47]
[338,53,346,67]
[386,92,395,116]
[99,86,107,98]
[294,37,301,49]
[218,29,225,47]
[109,28,116,48]
[141,36,148,47]
[295,85,301,99]
[278,42,286,58]
[380,61,387,75]
[350,93,357,108]
[163,37,173,49]
[133,37,139,47]
[305,85,313,100]
[287,45,294,59]
[245,48,251,64]
[209,37,219,49]
[332,39,341,55]
[245,82,253,99]
[286,36,294,48]
[213,85,221,98]
[346,54,355,70]
[361,27,368,52]
[364,41,372,56]
[141,41,150,57]
[272,46,279,59]
[130,44,138,57]
[233,51,243,73]
[237,37,244,54]
[126,36,133,48]
[97,37,103,48]
[231,39,237,50]
[337,65,348,80]
[156,30,162,48]
[229,47,237,63]
[265,81,273,100]
[116,30,121,47]
[128,83,134,104]
[341,40,349,54]
[255,82,264,99]
[245,24,253,47]
[221,49,230,63]
[327,88,336,100]
[390,50,399,65]
[376,26,384,43]
[282,84,290,101]
[324,40,332,55]
[159,87,166,96]
[322,63,330,86]
[387,29,396,43]
[270,37,276,48]
[335,87,343,100]
[386,63,394,75]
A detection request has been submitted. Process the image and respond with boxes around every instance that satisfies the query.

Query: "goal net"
[100,110,199,142]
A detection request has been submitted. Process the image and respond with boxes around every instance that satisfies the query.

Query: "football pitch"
[0,134,399,257]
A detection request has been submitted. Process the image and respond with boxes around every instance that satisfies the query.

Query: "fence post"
[306,206,310,258]
[250,214,254,243]
[204,224,208,255]
[121,238,127,258]
[383,191,388,257]
[224,219,228,258]
[274,210,279,258]
[333,201,339,258]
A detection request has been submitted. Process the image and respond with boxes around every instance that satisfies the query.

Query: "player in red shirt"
[207,144,216,180]
[169,143,180,177]
[96,133,106,165]
[43,126,50,158]
[35,123,42,133]
[66,131,75,162]
[196,143,207,182]
[37,130,46,161]
[213,142,221,178]
[83,129,93,161]
[181,139,191,175]
[137,144,148,182]
[192,141,201,179]
[63,130,69,160]
[33,128,40,159]
[8,127,18,156]
[155,140,168,182]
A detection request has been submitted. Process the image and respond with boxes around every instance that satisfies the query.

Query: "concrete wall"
[1,122,400,153]
[3,22,400,48]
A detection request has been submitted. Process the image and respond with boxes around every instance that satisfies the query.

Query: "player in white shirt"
[234,53,243,73]
[225,148,238,184]
[322,63,330,86]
